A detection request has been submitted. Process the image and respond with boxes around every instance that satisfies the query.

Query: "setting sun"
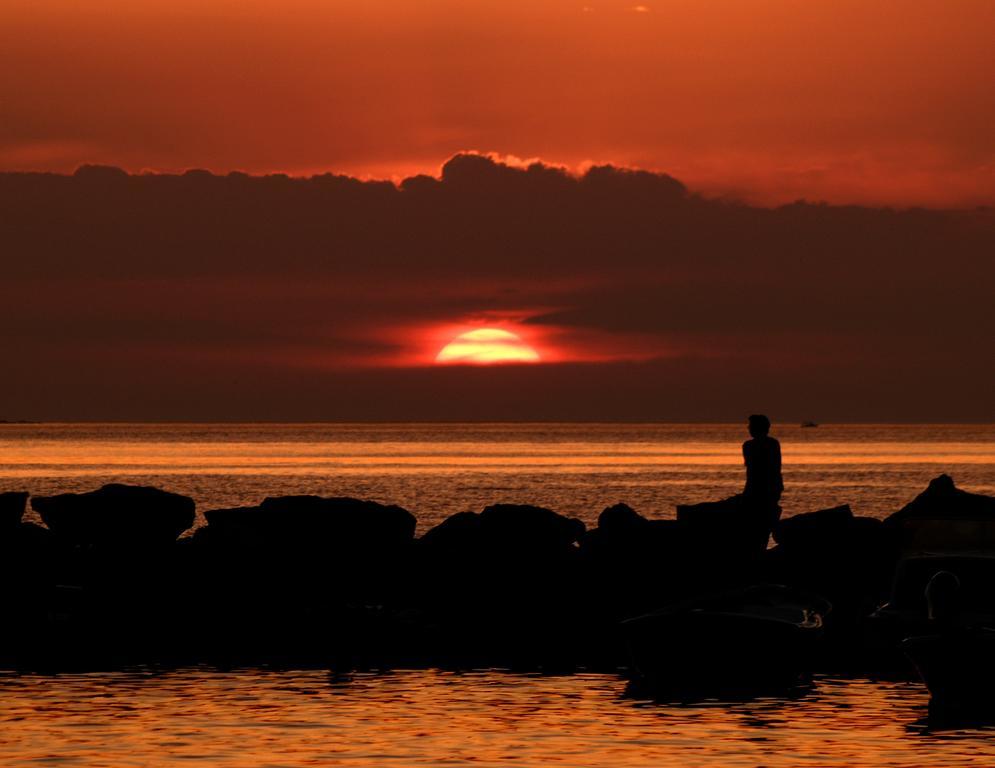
[435,328,541,365]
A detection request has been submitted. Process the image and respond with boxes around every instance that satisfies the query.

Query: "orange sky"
[2,0,993,206]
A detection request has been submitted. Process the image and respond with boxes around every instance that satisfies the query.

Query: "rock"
[582,504,680,554]
[256,495,417,546]
[203,505,266,529]
[677,495,780,529]
[579,504,686,622]
[676,495,745,527]
[194,497,418,613]
[31,484,195,546]
[883,475,995,553]
[419,503,583,587]
[419,504,584,563]
[885,474,995,525]
[192,506,266,551]
[198,497,416,555]
[478,503,585,549]
[418,510,482,554]
[767,506,888,587]
[415,504,587,668]
[596,502,647,535]
[414,512,485,606]
[0,522,60,642]
[765,508,892,645]
[0,491,28,529]
[773,505,854,549]
[0,521,56,575]
[770,506,887,561]
[201,505,266,534]
[196,497,416,576]
[677,494,779,558]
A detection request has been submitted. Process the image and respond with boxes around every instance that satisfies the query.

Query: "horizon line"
[3,420,994,427]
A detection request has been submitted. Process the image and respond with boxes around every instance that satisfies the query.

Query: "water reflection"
[3,669,995,767]
[623,676,814,707]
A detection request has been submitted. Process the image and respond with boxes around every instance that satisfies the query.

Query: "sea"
[1,422,994,767]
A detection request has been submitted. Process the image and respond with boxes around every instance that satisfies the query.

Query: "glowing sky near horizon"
[1,0,993,205]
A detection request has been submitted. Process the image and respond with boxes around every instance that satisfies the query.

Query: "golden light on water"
[0,668,978,768]
[435,328,541,365]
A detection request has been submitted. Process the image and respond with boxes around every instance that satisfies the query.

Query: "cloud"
[4,1,993,208]
[0,153,992,420]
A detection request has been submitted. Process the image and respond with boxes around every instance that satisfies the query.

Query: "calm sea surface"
[2,423,994,766]
[1,423,993,529]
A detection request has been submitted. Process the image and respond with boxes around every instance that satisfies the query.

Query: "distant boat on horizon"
[800,421,819,428]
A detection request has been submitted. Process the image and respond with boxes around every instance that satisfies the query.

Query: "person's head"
[748,414,771,438]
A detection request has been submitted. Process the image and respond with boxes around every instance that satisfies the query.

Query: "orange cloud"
[1,0,992,206]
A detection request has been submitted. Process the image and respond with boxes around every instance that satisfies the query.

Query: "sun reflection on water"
[2,669,995,767]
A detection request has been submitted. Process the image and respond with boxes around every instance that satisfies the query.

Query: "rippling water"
[3,669,995,767]
[0,423,992,530]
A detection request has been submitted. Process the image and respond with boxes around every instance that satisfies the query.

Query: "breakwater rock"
[0,491,28,529]
[33,484,195,548]
[2,477,994,676]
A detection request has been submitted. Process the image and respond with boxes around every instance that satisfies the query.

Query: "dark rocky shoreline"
[2,476,993,681]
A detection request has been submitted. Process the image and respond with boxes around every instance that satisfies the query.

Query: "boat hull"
[903,629,995,717]
[623,585,827,696]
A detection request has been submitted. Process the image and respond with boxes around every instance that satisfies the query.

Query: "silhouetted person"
[742,414,783,507]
